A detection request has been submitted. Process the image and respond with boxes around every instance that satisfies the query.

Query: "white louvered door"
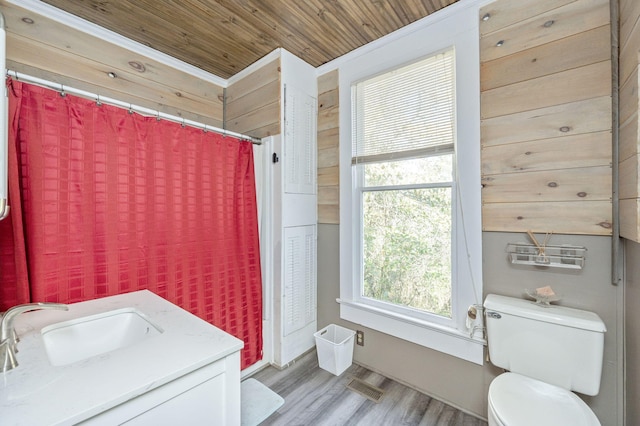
[269,52,317,368]
[284,84,316,195]
[283,225,317,336]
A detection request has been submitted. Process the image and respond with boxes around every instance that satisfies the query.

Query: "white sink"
[41,308,163,366]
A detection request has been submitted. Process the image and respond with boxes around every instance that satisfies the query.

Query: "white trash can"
[314,324,356,376]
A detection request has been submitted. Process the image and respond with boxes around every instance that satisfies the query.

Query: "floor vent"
[346,377,384,403]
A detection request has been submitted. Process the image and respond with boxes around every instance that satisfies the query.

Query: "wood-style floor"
[250,350,488,426]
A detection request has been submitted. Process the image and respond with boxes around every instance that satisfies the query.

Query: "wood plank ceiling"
[39,0,459,79]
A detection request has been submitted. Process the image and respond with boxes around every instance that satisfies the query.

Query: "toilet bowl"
[487,373,600,426]
[484,294,606,426]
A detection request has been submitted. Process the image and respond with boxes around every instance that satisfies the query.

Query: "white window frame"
[338,4,484,364]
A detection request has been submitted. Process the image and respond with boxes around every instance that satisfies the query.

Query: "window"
[352,50,455,326]
[338,5,483,364]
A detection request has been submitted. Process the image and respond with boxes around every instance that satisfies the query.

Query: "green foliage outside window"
[361,157,452,318]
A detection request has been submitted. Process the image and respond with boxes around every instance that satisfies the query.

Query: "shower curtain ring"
[181,118,186,128]
[95,94,102,106]
[59,84,66,97]
[128,104,133,114]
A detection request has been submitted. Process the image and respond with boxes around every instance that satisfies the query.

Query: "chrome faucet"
[0,302,68,372]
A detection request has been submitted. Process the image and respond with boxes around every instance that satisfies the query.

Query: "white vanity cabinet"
[81,352,240,425]
[1,290,244,426]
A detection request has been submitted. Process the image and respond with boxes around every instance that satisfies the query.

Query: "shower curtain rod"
[6,70,262,145]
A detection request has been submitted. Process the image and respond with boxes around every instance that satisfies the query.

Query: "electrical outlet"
[356,330,364,346]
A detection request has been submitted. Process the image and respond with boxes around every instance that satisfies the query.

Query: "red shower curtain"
[0,79,262,368]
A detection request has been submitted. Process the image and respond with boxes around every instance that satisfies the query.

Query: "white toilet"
[484,294,606,426]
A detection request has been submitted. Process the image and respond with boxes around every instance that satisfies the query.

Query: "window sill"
[337,298,485,365]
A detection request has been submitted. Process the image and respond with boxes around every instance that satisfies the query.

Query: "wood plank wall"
[1,1,225,128]
[480,0,613,235]
[317,70,339,224]
[619,0,640,241]
[225,58,281,138]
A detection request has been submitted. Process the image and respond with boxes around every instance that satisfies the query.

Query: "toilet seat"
[488,373,601,426]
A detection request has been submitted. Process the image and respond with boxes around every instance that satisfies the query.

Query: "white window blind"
[351,48,455,165]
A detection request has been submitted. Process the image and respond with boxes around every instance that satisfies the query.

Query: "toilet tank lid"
[484,294,606,332]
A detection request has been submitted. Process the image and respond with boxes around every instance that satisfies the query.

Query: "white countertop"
[0,290,244,425]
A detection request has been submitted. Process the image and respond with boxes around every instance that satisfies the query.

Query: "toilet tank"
[484,294,606,396]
